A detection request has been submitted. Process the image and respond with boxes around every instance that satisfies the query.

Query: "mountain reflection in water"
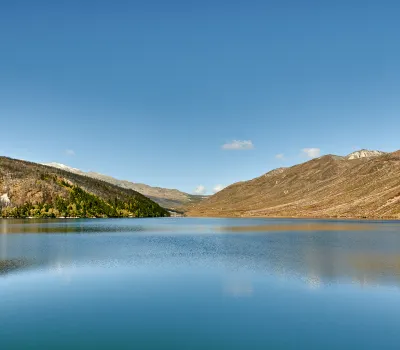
[0,258,31,275]
[1,218,400,288]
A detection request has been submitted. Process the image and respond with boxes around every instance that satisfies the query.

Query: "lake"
[1,218,400,349]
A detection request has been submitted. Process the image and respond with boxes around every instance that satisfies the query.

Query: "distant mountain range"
[2,148,398,219]
[0,157,169,218]
[44,163,206,210]
[187,149,400,219]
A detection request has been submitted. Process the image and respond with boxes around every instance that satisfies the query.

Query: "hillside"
[0,157,169,218]
[187,150,400,219]
[44,163,206,210]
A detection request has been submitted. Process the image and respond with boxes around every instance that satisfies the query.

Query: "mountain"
[187,150,400,219]
[0,157,169,218]
[44,163,206,210]
[346,149,386,160]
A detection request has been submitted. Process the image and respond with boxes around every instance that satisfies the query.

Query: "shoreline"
[0,216,159,220]
[1,214,399,222]
[184,214,400,222]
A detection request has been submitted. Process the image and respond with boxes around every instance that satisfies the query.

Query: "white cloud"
[302,148,321,158]
[194,185,207,195]
[222,140,254,150]
[65,149,75,156]
[275,153,285,159]
[213,184,225,193]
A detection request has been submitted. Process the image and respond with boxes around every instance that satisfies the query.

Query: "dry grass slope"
[187,151,400,219]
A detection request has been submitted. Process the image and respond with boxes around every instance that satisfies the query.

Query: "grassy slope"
[187,152,400,219]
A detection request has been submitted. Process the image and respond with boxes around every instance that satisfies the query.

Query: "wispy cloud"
[194,185,207,195]
[302,148,321,158]
[213,184,225,193]
[275,153,285,159]
[65,149,75,156]
[222,140,254,150]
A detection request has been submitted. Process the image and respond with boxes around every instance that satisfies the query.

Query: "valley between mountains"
[1,149,399,219]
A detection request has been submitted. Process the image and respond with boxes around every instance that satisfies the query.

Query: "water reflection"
[1,218,400,289]
[0,219,148,234]
[223,278,254,297]
[220,222,379,232]
[0,258,32,275]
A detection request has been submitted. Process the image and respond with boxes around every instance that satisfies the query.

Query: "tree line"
[1,185,169,218]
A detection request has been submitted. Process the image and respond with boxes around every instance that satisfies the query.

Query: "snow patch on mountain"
[346,149,386,160]
[43,162,83,174]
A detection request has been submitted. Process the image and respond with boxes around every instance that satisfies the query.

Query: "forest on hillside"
[0,157,169,218]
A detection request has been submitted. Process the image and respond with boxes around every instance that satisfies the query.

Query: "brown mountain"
[187,150,400,219]
[0,157,169,218]
[44,163,206,210]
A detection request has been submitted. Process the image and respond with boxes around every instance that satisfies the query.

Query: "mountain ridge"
[346,149,386,160]
[187,149,400,219]
[43,162,206,210]
[0,157,169,218]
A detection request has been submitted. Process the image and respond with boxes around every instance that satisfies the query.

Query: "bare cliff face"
[43,163,205,210]
[187,150,400,219]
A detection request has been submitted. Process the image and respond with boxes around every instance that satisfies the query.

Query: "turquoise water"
[1,218,400,349]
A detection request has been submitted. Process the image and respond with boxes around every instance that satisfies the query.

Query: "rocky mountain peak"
[346,149,386,160]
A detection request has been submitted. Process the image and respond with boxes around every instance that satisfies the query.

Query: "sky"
[1,0,399,195]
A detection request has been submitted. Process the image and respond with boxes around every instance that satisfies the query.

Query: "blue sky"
[1,1,399,194]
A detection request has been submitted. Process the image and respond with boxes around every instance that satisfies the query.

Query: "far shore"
[1,214,399,222]
[0,216,150,220]
[184,214,400,221]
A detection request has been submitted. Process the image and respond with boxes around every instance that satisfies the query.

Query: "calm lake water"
[1,218,400,349]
